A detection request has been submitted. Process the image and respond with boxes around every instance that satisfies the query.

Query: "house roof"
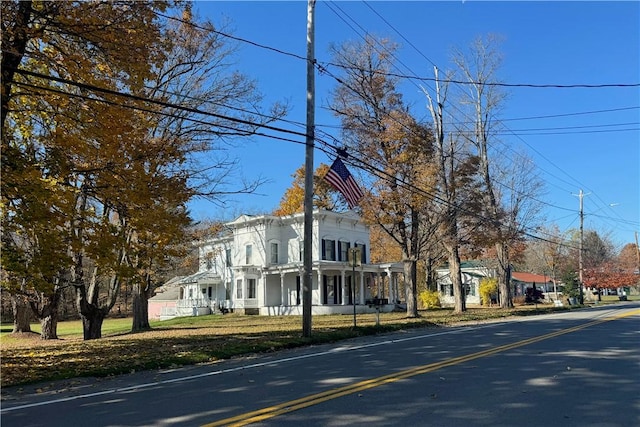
[177,270,222,285]
[511,272,552,284]
[150,286,181,301]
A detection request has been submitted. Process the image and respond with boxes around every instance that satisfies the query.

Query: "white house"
[436,261,490,306]
[149,209,405,320]
[435,261,556,306]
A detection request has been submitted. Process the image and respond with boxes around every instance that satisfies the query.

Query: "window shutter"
[322,275,328,304]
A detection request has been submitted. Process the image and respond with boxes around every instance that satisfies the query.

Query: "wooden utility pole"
[302,0,316,338]
[635,232,640,272]
[574,189,588,305]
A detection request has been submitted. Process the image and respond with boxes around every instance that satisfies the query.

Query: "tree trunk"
[75,270,106,340]
[1,0,32,130]
[40,312,59,340]
[131,281,151,332]
[11,294,32,333]
[81,310,105,340]
[425,256,435,291]
[404,259,418,317]
[496,242,513,308]
[446,244,466,313]
[38,289,61,339]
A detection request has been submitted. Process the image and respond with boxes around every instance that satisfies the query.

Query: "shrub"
[513,295,526,305]
[525,286,545,304]
[419,290,441,309]
[479,278,498,306]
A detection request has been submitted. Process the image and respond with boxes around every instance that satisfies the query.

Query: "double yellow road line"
[204,309,639,427]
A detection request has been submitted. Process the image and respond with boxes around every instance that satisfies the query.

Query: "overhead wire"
[357,1,639,237]
[15,66,586,250]
[324,0,637,245]
[322,1,579,241]
[162,3,638,243]
[14,7,632,249]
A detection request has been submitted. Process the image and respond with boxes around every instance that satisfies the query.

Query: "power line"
[15,69,310,140]
[6,18,628,260]
[157,8,640,91]
[14,68,585,251]
[499,106,640,122]
[324,1,636,247]
[353,2,637,228]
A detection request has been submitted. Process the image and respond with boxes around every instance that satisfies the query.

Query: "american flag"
[324,157,364,208]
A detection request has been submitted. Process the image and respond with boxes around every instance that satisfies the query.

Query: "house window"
[225,248,232,267]
[188,289,193,298]
[247,278,256,299]
[322,275,340,305]
[322,239,336,261]
[206,253,213,270]
[270,242,278,264]
[236,279,243,299]
[466,283,476,296]
[338,241,350,262]
[356,243,367,264]
[245,245,252,265]
[441,283,453,297]
[225,282,231,300]
[299,240,304,261]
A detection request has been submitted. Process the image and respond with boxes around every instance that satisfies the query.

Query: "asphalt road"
[2,303,639,427]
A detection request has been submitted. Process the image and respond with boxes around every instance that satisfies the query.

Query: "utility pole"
[635,232,640,273]
[302,0,316,338]
[574,189,589,305]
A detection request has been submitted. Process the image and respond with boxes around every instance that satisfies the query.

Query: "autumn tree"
[328,36,437,317]
[273,164,336,216]
[2,2,286,339]
[125,7,285,332]
[452,35,544,308]
[2,0,171,338]
[521,225,567,298]
[618,242,639,277]
[423,68,473,313]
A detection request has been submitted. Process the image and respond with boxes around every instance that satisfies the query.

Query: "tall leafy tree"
[2,1,286,339]
[618,243,639,273]
[328,36,437,317]
[2,0,170,338]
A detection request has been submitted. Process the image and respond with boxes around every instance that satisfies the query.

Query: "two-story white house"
[149,209,405,320]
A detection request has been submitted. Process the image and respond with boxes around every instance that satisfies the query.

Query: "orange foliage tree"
[272,164,337,216]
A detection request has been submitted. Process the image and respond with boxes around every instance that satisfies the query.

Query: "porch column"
[317,267,323,305]
[280,271,286,306]
[386,269,394,303]
[359,270,365,305]
[341,270,347,305]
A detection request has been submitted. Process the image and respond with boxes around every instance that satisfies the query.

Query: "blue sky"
[187,1,639,249]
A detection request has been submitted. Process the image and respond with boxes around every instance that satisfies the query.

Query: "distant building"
[435,262,555,306]
[149,209,404,320]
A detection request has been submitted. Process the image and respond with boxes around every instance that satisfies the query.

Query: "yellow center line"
[203,309,639,427]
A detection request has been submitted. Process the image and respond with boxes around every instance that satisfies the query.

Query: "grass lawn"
[0,301,630,389]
